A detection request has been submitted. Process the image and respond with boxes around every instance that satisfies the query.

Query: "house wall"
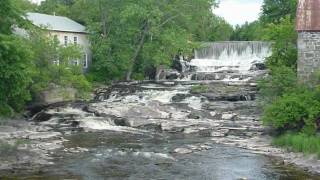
[49,31,92,70]
[297,31,320,82]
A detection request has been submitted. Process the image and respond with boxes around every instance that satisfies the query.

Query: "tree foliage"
[261,0,297,24]
[0,0,91,117]
[0,35,34,116]
[231,21,264,41]
[27,29,91,97]
[262,16,297,69]
[38,0,234,81]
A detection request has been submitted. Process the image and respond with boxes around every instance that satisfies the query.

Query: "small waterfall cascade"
[190,41,272,73]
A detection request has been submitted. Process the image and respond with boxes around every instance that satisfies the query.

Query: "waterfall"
[190,41,272,73]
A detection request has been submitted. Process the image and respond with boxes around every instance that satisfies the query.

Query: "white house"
[26,12,92,70]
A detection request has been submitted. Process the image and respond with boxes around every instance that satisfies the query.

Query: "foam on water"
[94,149,175,160]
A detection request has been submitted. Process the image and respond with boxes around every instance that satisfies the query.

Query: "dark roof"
[26,13,87,33]
[296,0,320,31]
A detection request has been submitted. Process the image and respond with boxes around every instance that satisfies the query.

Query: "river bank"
[0,80,319,179]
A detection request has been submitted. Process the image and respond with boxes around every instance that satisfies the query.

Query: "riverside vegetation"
[235,0,320,157]
[0,0,233,117]
[0,0,320,165]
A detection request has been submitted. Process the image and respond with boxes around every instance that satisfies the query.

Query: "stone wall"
[298,32,320,82]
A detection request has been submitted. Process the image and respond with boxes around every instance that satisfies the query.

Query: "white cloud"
[213,0,263,26]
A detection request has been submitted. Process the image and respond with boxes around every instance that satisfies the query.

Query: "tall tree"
[261,0,297,24]
[0,0,34,116]
[37,0,75,16]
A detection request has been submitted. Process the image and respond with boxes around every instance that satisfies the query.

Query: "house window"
[74,36,78,45]
[64,36,68,46]
[72,59,79,66]
[83,54,88,68]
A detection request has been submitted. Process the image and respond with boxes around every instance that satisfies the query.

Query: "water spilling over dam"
[190,41,272,73]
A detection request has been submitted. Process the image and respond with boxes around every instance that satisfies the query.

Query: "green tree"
[27,28,91,98]
[81,0,219,81]
[0,0,24,34]
[0,35,34,116]
[231,21,264,41]
[0,0,34,116]
[37,0,75,16]
[263,16,297,70]
[13,0,37,12]
[261,0,297,24]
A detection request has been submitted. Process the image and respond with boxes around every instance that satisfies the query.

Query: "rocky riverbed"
[0,80,320,179]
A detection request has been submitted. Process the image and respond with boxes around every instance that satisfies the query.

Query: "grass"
[191,85,210,93]
[273,133,320,158]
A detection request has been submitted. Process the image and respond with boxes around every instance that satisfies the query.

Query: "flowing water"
[2,42,319,180]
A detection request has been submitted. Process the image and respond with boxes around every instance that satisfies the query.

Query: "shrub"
[258,65,297,103]
[262,89,320,134]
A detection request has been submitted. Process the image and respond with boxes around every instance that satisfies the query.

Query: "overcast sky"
[213,0,263,26]
[30,0,42,4]
[30,0,263,26]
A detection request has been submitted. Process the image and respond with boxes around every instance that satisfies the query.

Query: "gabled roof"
[296,0,320,31]
[26,12,87,33]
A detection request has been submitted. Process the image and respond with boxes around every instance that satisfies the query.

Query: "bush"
[273,133,320,157]
[262,88,320,134]
[258,65,297,103]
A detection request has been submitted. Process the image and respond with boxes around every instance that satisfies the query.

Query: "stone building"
[296,0,320,82]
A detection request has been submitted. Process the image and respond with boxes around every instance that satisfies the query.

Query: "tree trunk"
[126,21,149,81]
[155,65,165,82]
[99,0,107,37]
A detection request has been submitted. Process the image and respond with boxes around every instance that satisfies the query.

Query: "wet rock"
[199,129,213,137]
[221,113,237,120]
[173,148,193,154]
[250,62,266,71]
[137,123,162,132]
[191,73,229,81]
[203,93,255,102]
[27,132,62,140]
[82,105,96,114]
[187,112,201,119]
[171,94,191,102]
[167,127,185,133]
[32,111,53,122]
[113,117,131,127]
[166,72,180,80]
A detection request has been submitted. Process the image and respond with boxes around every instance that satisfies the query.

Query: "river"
[1,42,319,179]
